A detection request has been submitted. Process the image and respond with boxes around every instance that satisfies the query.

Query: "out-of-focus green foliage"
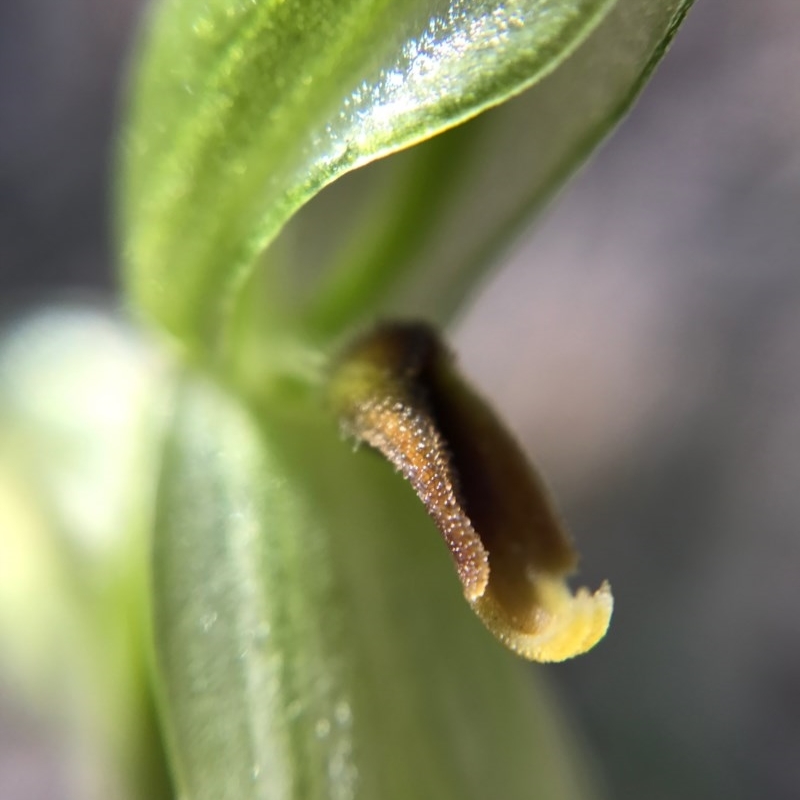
[0,309,172,799]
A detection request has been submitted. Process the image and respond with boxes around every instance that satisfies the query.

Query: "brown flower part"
[328,321,612,662]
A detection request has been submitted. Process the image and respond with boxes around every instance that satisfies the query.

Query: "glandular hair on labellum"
[328,321,612,662]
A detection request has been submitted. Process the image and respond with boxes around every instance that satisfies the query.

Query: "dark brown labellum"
[329,321,612,662]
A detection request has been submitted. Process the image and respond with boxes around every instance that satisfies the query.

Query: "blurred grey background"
[1,0,799,798]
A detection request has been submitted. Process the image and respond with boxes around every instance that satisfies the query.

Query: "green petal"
[302,0,694,337]
[154,371,601,799]
[119,0,617,350]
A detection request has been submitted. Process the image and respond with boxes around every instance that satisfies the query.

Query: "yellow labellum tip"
[471,578,613,662]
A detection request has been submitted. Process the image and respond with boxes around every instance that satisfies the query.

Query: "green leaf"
[153,372,601,800]
[119,0,618,351]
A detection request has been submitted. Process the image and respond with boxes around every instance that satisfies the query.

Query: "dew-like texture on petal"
[121,0,616,346]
